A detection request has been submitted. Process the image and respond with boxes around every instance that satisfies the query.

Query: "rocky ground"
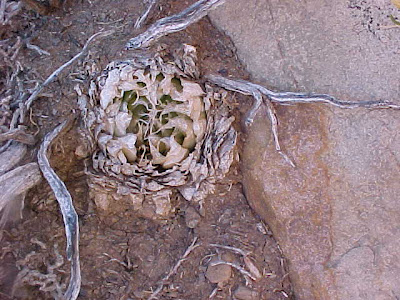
[3,0,400,299]
[0,0,293,299]
[210,0,400,299]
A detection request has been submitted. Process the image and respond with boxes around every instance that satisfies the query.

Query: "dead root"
[206,74,400,167]
[126,0,226,49]
[23,30,115,115]
[134,0,158,29]
[209,260,257,281]
[37,119,81,300]
[204,243,263,298]
[0,142,26,175]
[2,0,400,298]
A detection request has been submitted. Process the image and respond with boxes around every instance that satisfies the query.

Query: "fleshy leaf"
[162,136,189,169]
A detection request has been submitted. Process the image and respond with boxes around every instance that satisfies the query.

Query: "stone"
[210,1,400,299]
[184,206,201,228]
[234,286,259,300]
[92,192,110,211]
[128,194,144,211]
[205,259,232,284]
[74,144,90,159]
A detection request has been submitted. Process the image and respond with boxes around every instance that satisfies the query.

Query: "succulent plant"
[82,45,236,218]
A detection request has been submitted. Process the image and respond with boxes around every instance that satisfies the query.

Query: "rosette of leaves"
[83,46,236,217]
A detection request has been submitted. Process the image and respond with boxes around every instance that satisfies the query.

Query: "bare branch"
[135,0,157,29]
[25,30,115,111]
[37,119,81,300]
[126,0,225,49]
[26,42,51,56]
[210,244,249,257]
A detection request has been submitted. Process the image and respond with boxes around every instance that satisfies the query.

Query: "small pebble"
[93,193,110,211]
[185,206,201,228]
[206,259,232,284]
[75,144,89,158]
[234,286,259,300]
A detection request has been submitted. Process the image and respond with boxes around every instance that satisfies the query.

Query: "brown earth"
[0,0,293,299]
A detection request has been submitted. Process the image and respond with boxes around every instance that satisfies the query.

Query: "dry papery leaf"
[81,45,236,218]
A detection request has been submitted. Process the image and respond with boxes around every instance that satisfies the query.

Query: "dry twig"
[26,42,51,56]
[208,287,219,298]
[210,243,249,257]
[25,30,114,111]
[0,30,113,153]
[148,237,199,300]
[37,119,81,300]
[126,0,225,49]
[135,0,157,29]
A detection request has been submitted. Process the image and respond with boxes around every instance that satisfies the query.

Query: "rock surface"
[210,1,400,299]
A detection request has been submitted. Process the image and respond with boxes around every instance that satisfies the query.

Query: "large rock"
[210,1,400,299]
